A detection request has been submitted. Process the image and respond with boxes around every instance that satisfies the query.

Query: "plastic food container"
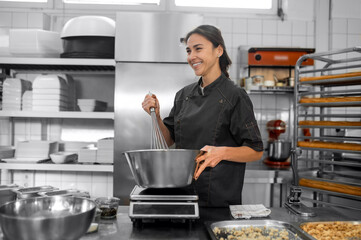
[9,29,62,57]
[95,197,119,219]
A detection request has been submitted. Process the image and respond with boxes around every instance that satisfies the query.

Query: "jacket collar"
[198,73,226,96]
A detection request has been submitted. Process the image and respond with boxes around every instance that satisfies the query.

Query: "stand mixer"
[265,120,291,167]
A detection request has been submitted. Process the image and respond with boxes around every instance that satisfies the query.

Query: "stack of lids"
[2,78,32,111]
[96,138,113,164]
[32,74,68,111]
[22,90,33,111]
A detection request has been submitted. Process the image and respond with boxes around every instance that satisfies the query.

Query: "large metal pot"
[267,140,291,162]
[0,196,96,240]
[124,149,200,188]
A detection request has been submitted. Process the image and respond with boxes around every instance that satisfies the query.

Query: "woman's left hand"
[194,145,224,180]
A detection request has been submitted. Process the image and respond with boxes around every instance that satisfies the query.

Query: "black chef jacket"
[163,73,263,207]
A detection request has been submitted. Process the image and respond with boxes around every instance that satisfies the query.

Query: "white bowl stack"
[77,99,107,112]
[96,138,113,164]
[2,78,32,111]
[32,75,69,111]
[22,90,33,111]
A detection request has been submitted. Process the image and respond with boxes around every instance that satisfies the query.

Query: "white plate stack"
[2,78,32,111]
[32,74,69,111]
[96,138,114,164]
[57,74,77,111]
[22,90,33,111]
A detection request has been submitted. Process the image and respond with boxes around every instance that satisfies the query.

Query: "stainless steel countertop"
[78,206,361,240]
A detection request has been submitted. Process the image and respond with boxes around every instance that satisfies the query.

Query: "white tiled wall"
[1,0,361,197]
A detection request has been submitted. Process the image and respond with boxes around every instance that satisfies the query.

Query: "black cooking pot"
[61,36,114,58]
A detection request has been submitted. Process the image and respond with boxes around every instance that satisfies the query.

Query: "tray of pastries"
[299,71,361,86]
[299,96,361,107]
[299,221,361,240]
[206,220,310,240]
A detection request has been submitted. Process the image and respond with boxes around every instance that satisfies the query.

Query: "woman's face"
[186,33,222,77]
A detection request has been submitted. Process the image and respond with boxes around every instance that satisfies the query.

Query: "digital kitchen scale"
[129,186,199,225]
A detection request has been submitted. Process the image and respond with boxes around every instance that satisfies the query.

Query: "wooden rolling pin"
[299,178,361,197]
[300,71,361,82]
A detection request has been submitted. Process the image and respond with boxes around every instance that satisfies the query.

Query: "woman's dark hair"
[184,25,232,78]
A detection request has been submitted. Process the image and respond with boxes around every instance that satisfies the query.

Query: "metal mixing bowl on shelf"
[124,149,200,188]
[267,140,292,162]
[0,196,96,240]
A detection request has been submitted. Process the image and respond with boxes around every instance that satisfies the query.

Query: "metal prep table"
[75,206,360,240]
[0,205,359,240]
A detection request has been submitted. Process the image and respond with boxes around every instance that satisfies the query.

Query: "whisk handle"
[150,107,156,112]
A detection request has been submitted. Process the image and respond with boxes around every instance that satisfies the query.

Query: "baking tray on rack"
[297,221,361,240]
[300,101,361,107]
[299,125,361,129]
[298,147,361,154]
[205,220,312,240]
[299,76,361,86]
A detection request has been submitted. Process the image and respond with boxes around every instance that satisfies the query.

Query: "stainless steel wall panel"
[114,63,196,203]
[115,12,202,63]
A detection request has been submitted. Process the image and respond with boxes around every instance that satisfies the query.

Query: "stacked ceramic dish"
[57,74,77,111]
[2,78,32,111]
[77,99,107,112]
[32,75,69,111]
[78,145,97,163]
[96,138,113,164]
[0,146,15,160]
[21,90,33,111]
[2,140,58,163]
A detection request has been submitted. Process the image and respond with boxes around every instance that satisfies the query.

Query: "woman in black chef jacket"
[142,25,264,207]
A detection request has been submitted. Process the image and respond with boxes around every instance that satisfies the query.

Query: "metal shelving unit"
[0,57,115,164]
[285,47,361,215]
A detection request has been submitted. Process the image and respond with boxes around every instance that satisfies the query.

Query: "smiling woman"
[142,25,263,207]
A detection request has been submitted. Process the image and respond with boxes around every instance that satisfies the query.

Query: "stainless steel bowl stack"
[0,196,96,240]
[124,149,200,188]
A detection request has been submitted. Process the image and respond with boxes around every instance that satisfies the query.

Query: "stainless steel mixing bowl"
[124,149,200,188]
[0,196,96,240]
[267,140,291,162]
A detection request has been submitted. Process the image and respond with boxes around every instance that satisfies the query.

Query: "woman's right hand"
[142,94,160,117]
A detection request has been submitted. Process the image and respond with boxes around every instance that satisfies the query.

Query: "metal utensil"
[0,196,96,240]
[124,149,200,188]
[148,92,168,149]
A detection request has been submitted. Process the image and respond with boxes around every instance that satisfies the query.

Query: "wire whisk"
[149,92,168,149]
